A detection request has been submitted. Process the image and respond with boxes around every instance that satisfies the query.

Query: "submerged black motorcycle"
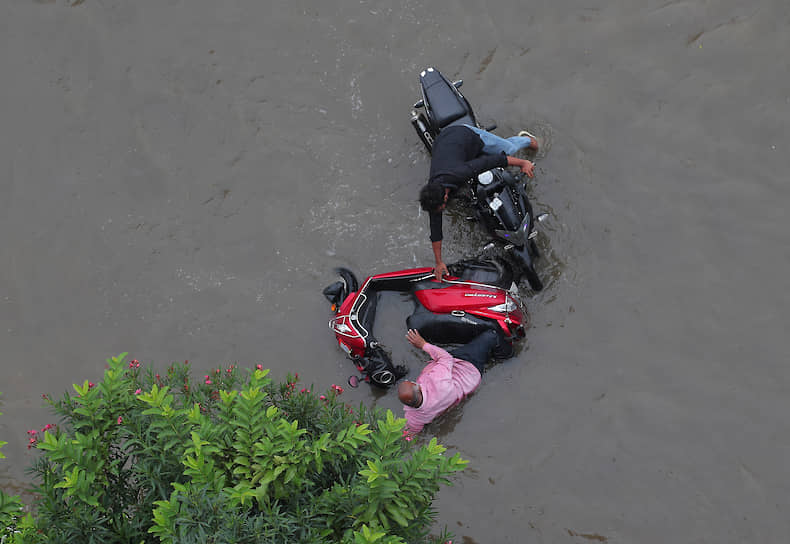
[410,66,548,291]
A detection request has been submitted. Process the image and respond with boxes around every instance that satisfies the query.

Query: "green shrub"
[1,393,26,539]
[1,355,464,543]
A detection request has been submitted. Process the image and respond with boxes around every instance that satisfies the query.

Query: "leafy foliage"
[1,356,465,543]
[1,394,26,539]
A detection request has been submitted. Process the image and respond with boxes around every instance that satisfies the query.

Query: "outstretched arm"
[431,240,448,280]
[407,329,454,372]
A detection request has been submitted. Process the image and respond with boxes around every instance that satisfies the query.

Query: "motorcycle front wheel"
[511,245,544,292]
[521,263,544,292]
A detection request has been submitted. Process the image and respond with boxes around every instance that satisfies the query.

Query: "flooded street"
[2,1,789,542]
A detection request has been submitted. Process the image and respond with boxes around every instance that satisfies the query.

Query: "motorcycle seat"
[421,69,473,128]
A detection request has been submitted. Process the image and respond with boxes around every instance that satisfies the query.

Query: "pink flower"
[319,395,326,401]
[42,424,53,432]
[155,374,160,380]
[134,389,141,395]
[256,364,263,370]
[88,382,95,389]
[26,429,37,436]
[300,388,310,394]
[117,416,123,424]
[27,437,37,449]
[294,373,299,380]
[205,379,212,385]
[331,384,344,395]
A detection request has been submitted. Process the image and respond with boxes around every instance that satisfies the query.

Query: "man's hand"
[434,261,449,281]
[406,328,427,349]
[506,156,535,178]
[519,159,535,178]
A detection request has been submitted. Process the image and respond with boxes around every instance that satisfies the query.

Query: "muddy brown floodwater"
[2,1,789,542]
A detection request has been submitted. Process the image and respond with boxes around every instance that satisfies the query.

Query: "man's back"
[429,126,484,180]
[403,342,481,434]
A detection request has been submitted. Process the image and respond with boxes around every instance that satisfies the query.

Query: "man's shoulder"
[435,124,474,142]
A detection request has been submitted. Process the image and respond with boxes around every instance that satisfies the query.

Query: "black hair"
[419,183,445,212]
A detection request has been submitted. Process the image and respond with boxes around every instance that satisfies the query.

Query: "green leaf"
[384,502,409,527]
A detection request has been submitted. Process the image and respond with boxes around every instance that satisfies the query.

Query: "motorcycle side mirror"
[348,375,361,388]
[413,99,424,108]
[453,79,463,88]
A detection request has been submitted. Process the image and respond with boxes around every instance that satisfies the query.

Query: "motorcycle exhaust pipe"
[411,110,434,152]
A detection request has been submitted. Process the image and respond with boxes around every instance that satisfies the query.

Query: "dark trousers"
[449,329,500,375]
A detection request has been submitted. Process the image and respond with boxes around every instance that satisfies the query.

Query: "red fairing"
[415,285,504,313]
[336,291,357,315]
[330,288,365,358]
[329,312,365,356]
[415,284,525,338]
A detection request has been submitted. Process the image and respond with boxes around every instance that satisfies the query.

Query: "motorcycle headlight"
[478,170,495,185]
[487,300,517,313]
[494,214,531,246]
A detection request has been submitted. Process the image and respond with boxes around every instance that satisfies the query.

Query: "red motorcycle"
[323,258,529,388]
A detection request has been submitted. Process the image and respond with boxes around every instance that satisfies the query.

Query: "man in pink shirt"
[398,328,512,435]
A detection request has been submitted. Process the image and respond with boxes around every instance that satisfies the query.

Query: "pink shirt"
[403,343,482,434]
